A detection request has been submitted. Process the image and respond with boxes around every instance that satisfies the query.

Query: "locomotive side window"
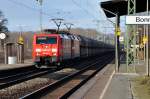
[36,36,57,44]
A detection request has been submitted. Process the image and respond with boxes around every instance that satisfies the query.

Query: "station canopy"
[100,0,150,18]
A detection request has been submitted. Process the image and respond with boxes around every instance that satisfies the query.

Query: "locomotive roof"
[35,31,113,46]
[34,32,114,47]
[34,33,79,41]
[59,34,80,41]
[43,29,57,33]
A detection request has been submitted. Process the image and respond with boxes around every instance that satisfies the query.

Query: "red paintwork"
[32,33,61,63]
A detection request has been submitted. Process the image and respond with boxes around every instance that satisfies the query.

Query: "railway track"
[0,68,56,90]
[0,56,97,90]
[20,53,114,99]
[0,69,38,81]
[0,56,101,98]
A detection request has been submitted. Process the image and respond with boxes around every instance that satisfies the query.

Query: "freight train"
[32,30,114,68]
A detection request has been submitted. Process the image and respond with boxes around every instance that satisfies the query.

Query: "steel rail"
[0,65,35,77]
[60,55,114,99]
[0,69,37,81]
[0,69,56,90]
[0,56,99,90]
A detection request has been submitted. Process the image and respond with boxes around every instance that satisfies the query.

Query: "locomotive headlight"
[36,53,40,56]
[35,48,41,52]
[52,48,57,52]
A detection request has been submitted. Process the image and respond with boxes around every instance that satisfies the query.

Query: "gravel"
[0,68,77,99]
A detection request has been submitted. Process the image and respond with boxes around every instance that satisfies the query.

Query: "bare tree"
[0,11,8,32]
[0,10,8,51]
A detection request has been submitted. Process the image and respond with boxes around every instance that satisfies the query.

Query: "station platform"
[68,62,116,99]
[0,59,33,71]
[69,58,145,99]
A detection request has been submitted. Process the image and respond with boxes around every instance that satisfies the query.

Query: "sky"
[0,0,122,33]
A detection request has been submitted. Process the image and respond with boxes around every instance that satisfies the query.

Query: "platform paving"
[0,59,33,70]
[68,54,144,99]
[69,64,138,99]
[102,74,136,99]
[68,63,115,99]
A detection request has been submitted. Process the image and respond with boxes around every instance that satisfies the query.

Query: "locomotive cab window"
[36,36,57,44]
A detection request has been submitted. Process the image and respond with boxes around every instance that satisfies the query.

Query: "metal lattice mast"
[146,0,149,76]
[126,0,136,72]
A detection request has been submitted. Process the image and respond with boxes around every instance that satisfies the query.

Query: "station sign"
[119,36,124,42]
[126,16,150,24]
[131,44,139,48]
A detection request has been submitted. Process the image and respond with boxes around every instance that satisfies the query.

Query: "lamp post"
[144,25,146,62]
[102,8,120,72]
[136,27,143,64]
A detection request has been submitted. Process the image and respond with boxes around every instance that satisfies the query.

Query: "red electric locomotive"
[32,31,80,68]
[32,30,115,68]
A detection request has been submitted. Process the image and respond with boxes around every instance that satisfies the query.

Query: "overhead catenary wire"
[7,0,96,23]
[6,0,104,30]
[6,0,91,25]
[71,0,98,19]
[6,0,55,18]
[86,0,98,14]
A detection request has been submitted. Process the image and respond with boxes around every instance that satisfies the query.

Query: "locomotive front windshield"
[36,36,57,44]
